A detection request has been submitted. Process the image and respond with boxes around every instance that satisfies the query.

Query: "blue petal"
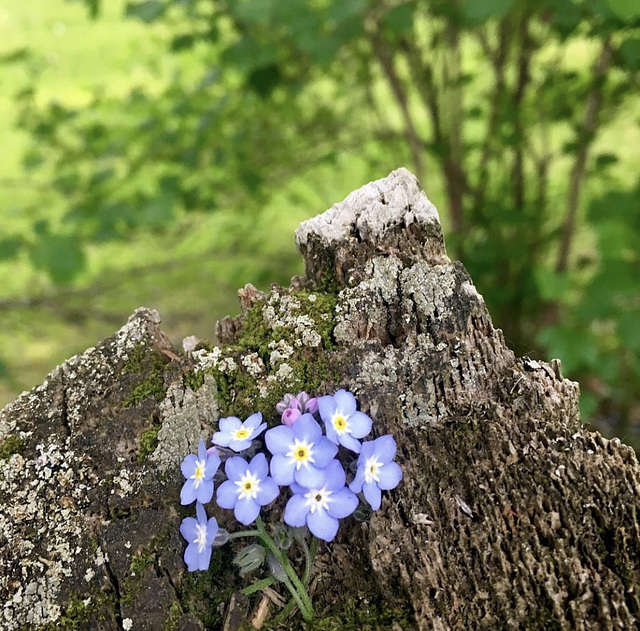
[196,502,207,524]
[180,517,198,542]
[197,439,207,460]
[249,452,268,479]
[307,509,339,542]
[219,417,241,432]
[295,463,326,488]
[363,482,382,510]
[244,412,263,429]
[252,422,267,438]
[212,431,232,447]
[348,411,372,439]
[184,543,201,572]
[195,479,214,504]
[206,517,219,543]
[235,498,260,525]
[339,433,362,454]
[205,452,221,477]
[374,435,397,463]
[349,468,366,494]
[327,488,359,519]
[323,460,346,491]
[216,480,238,509]
[357,440,375,465]
[323,420,339,446]
[181,454,197,479]
[197,545,212,571]
[180,480,197,505]
[228,438,251,452]
[270,453,295,486]
[256,477,280,505]
[290,482,305,495]
[377,462,403,490]
[293,414,322,443]
[265,426,294,454]
[225,456,249,482]
[333,390,357,416]
[284,494,309,527]
[317,395,336,423]
[313,438,338,467]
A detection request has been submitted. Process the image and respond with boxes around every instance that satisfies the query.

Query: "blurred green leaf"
[29,234,86,284]
[604,0,640,21]
[382,3,416,35]
[463,0,516,23]
[247,64,282,98]
[125,0,167,23]
[594,152,619,168]
[619,38,640,70]
[0,237,22,261]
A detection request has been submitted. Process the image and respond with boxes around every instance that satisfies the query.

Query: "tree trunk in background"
[1,168,639,631]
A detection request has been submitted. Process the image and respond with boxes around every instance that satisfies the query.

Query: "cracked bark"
[1,168,639,630]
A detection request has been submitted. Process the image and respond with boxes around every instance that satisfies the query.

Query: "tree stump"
[1,168,639,630]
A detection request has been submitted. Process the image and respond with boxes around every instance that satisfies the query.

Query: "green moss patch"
[0,434,25,460]
[123,345,170,408]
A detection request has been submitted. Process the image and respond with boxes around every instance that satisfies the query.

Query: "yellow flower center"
[331,413,350,435]
[191,459,206,488]
[364,456,382,484]
[286,438,315,470]
[233,427,250,440]
[235,470,261,500]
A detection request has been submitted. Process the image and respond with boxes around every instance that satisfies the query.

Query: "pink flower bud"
[281,407,302,427]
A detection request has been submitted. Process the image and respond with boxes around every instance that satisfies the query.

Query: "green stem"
[256,518,314,621]
[228,529,261,540]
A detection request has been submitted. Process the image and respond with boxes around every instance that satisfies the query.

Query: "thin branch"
[368,28,425,180]
[556,37,614,274]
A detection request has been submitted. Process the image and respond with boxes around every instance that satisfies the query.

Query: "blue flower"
[283,459,358,542]
[180,439,221,505]
[180,502,219,571]
[317,390,372,453]
[212,412,267,452]
[216,453,280,525]
[265,413,338,487]
[349,435,403,510]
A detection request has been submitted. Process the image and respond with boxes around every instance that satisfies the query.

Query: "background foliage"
[0,0,639,446]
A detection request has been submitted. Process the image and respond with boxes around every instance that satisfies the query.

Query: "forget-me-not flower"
[283,459,358,542]
[317,389,372,453]
[180,439,221,505]
[212,412,267,452]
[180,502,219,571]
[216,452,280,525]
[265,413,338,488]
[349,435,403,510]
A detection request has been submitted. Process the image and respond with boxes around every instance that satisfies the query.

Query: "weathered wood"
[1,168,639,630]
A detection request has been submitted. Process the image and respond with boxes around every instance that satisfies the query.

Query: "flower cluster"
[179,389,402,575]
